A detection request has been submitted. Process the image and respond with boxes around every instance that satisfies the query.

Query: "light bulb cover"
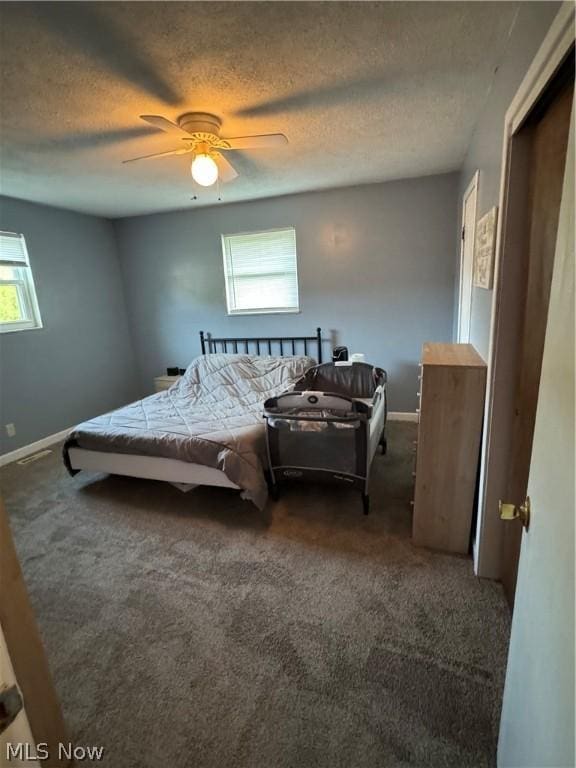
[191,153,218,187]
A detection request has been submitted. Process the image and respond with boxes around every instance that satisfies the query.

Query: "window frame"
[221,227,300,316]
[0,233,43,334]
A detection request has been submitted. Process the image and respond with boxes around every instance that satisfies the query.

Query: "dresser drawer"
[412,343,486,553]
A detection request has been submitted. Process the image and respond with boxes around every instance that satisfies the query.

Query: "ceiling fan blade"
[223,134,288,150]
[140,115,192,137]
[215,153,239,183]
[122,147,193,164]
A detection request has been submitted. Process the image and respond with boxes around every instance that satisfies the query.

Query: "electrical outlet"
[5,423,16,438]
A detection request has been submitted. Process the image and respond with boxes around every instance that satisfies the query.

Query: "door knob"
[499,497,530,530]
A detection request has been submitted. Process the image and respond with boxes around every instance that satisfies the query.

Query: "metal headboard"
[199,328,322,363]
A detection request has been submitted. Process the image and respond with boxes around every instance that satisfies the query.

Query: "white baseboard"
[0,427,72,468]
[388,411,419,422]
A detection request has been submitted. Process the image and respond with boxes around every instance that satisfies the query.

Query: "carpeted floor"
[1,422,510,768]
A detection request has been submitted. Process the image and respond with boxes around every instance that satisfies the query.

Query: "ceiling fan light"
[191,153,218,186]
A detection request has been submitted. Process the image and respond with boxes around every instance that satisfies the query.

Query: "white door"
[457,171,478,343]
[0,623,39,767]
[497,108,574,767]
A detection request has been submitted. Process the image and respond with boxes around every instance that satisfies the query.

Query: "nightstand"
[154,375,181,393]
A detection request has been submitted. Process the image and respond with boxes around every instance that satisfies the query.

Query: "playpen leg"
[266,470,280,501]
[379,433,387,454]
[362,493,370,515]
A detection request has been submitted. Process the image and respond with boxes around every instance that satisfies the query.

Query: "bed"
[63,329,323,509]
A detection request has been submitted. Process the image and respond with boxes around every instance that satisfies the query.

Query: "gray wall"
[115,174,459,412]
[0,196,139,454]
[456,2,561,359]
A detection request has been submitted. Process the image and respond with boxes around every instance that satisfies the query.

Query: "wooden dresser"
[412,343,487,553]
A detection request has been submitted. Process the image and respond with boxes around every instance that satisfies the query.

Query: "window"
[0,231,42,333]
[222,227,299,315]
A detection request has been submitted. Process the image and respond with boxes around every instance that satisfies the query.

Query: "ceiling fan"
[122,112,288,186]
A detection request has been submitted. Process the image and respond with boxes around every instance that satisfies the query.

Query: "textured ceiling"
[0,1,520,218]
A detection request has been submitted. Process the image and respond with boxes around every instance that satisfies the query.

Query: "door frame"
[497,99,574,768]
[474,2,575,578]
[457,171,479,343]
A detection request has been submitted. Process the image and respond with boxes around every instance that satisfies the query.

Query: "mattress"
[63,353,315,508]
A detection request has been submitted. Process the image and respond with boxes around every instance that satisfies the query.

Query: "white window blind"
[0,231,29,266]
[0,231,43,333]
[222,227,299,315]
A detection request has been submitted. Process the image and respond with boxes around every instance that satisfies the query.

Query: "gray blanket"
[64,354,315,508]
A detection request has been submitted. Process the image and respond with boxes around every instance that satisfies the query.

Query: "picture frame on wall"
[474,206,498,289]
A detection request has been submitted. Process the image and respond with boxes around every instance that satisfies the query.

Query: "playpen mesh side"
[266,418,361,475]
